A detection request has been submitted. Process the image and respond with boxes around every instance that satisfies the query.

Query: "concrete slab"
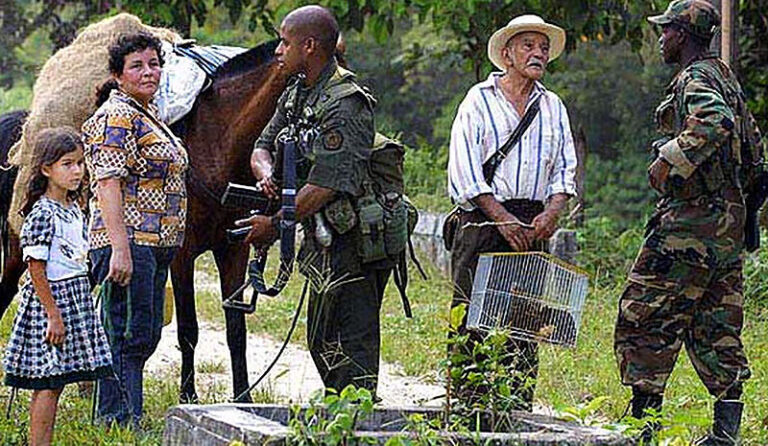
[164,403,633,445]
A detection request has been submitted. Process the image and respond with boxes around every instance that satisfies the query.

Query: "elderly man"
[614,1,761,444]
[240,5,391,396]
[446,15,577,411]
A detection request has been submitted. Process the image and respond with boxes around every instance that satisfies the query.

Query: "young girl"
[3,127,112,445]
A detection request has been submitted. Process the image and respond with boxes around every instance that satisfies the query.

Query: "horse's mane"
[213,39,279,81]
[0,110,27,164]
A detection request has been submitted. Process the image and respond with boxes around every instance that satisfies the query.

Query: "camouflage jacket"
[655,54,756,199]
[649,54,759,268]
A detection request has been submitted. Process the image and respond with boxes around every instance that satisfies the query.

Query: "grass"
[0,341,230,445]
[192,221,768,444]
[193,247,453,378]
[1,220,767,444]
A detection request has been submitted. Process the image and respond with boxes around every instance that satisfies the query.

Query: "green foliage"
[739,0,768,130]
[288,385,376,446]
[445,305,535,431]
[581,153,656,231]
[387,413,447,446]
[402,0,666,81]
[0,83,32,115]
[403,142,450,213]
[743,232,768,314]
[547,40,673,160]
[0,365,226,445]
[575,216,644,287]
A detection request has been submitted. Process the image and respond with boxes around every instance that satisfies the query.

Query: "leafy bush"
[0,83,32,114]
[288,385,376,446]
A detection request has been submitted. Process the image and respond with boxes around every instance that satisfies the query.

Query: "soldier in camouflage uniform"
[614,1,761,444]
[241,5,391,396]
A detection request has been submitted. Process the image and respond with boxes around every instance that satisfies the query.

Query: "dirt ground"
[146,317,445,407]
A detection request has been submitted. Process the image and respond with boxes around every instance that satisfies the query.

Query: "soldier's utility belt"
[316,193,411,264]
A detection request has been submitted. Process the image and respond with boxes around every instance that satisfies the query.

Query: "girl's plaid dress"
[3,197,112,389]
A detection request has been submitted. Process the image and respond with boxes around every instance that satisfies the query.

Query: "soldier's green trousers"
[614,199,750,398]
[306,265,391,396]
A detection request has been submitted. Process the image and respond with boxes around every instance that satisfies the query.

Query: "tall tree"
[321,0,667,80]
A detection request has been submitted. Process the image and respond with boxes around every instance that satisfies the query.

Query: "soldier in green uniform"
[240,5,391,396]
[614,1,763,444]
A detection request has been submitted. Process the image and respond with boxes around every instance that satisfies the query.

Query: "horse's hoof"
[179,391,199,404]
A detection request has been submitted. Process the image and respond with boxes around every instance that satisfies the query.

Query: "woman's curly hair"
[95,32,165,107]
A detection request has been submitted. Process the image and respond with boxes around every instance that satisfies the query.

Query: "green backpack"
[356,133,425,317]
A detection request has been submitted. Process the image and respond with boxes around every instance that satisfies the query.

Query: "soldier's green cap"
[648,0,720,39]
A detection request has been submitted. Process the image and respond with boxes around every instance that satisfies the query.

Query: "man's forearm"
[251,148,274,180]
[472,194,522,225]
[543,193,569,216]
[287,183,335,221]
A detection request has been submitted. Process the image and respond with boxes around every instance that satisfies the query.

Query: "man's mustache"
[527,58,545,68]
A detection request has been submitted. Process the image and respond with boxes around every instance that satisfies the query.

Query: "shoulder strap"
[481,94,542,185]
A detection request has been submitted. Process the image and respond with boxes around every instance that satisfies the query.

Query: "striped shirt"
[448,72,577,209]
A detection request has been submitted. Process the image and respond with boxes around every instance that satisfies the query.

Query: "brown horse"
[170,40,285,403]
[0,41,286,403]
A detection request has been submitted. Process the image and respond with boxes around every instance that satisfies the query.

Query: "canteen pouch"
[323,197,357,235]
[383,197,408,257]
[357,195,388,263]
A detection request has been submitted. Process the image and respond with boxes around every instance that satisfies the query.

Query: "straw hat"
[487,14,566,70]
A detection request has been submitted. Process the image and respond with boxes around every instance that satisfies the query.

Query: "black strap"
[481,94,542,185]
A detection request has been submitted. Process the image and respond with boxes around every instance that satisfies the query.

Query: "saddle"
[155,42,247,125]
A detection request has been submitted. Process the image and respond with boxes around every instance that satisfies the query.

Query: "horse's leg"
[213,243,252,403]
[0,231,25,320]
[171,248,200,404]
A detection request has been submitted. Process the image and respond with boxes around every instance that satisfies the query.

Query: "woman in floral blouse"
[81,32,188,428]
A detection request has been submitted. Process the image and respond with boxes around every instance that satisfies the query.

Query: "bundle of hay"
[8,13,181,232]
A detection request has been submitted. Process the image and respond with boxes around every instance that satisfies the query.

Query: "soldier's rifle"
[221,73,309,313]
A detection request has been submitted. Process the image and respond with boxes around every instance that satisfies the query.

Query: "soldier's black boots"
[631,389,663,444]
[694,400,743,446]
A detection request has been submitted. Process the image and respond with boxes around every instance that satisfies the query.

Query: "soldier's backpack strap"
[314,67,376,118]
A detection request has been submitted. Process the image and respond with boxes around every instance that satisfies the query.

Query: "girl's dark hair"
[21,127,84,217]
[95,32,165,107]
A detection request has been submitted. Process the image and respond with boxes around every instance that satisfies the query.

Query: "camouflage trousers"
[614,213,750,398]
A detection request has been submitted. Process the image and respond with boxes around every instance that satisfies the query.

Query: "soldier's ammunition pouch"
[357,195,387,263]
[383,196,408,258]
[323,197,357,235]
[355,193,409,264]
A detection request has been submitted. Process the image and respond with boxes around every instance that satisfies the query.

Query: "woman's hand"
[45,310,66,346]
[107,246,132,286]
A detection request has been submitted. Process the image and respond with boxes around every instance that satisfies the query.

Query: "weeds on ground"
[0,299,231,445]
[287,385,376,446]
